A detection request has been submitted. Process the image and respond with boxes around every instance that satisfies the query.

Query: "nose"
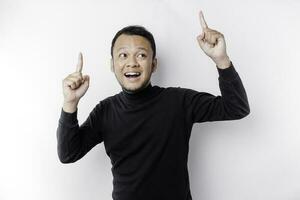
[126,56,139,68]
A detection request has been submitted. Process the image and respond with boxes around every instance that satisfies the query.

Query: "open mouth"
[124,72,141,80]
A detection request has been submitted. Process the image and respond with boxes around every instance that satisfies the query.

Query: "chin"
[122,80,149,93]
[123,85,143,93]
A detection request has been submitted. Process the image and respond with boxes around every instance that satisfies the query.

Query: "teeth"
[125,72,140,76]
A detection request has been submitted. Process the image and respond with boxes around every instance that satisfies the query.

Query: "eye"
[119,53,127,58]
[137,53,147,59]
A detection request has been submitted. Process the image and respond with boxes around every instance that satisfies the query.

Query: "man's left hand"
[197,10,231,69]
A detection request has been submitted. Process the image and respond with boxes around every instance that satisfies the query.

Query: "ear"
[110,58,114,73]
[151,58,157,73]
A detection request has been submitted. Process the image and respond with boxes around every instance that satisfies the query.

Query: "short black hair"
[111,25,156,59]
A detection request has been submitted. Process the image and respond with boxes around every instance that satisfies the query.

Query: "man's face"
[111,34,157,93]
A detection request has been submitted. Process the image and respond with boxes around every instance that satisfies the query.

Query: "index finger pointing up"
[199,10,208,30]
[76,52,83,73]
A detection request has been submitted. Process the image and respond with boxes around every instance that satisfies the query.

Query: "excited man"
[57,11,250,200]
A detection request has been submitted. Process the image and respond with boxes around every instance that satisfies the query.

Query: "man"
[57,11,250,200]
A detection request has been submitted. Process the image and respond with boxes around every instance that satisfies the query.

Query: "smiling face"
[111,34,157,93]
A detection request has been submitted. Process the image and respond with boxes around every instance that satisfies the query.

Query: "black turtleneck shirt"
[56,62,250,200]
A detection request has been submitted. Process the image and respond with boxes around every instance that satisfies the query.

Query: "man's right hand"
[62,52,90,112]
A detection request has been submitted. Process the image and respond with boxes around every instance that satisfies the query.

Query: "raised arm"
[183,11,250,123]
[57,53,103,163]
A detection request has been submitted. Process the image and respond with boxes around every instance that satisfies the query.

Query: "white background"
[1,0,300,199]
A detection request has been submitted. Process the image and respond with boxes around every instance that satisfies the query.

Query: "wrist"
[63,101,78,113]
[214,55,231,69]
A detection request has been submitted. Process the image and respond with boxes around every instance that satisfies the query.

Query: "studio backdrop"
[0,0,299,199]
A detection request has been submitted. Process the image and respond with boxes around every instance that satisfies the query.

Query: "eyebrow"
[117,47,149,51]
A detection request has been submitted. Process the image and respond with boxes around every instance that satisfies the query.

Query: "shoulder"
[96,94,118,107]
[90,94,118,121]
[163,86,213,104]
[154,85,203,103]
[90,93,117,112]
[163,85,198,95]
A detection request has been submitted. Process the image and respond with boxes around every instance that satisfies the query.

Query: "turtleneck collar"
[120,82,160,103]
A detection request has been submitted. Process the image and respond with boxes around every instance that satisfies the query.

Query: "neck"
[120,82,159,103]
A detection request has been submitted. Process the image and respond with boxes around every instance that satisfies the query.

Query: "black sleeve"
[183,62,250,123]
[56,102,105,163]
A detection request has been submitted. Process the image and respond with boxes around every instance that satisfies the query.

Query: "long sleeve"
[183,61,250,123]
[56,102,105,163]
